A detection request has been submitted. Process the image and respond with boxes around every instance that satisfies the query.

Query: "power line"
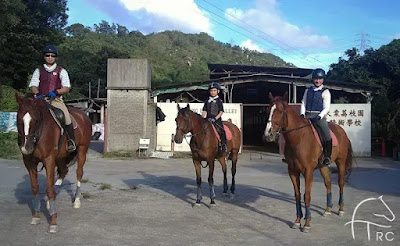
[190,6,317,67]
[199,0,323,64]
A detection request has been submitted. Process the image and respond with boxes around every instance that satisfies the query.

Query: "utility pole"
[356,30,370,54]
[97,78,100,99]
[88,82,91,99]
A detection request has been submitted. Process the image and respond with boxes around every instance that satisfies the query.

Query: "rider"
[300,68,332,166]
[29,45,76,152]
[202,82,227,153]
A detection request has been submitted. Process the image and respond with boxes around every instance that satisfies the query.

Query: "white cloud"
[225,0,331,49]
[118,0,212,34]
[240,39,264,52]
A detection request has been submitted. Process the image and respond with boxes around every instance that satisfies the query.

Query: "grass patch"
[103,151,133,158]
[99,183,111,190]
[0,132,21,159]
[81,192,91,199]
[80,178,90,183]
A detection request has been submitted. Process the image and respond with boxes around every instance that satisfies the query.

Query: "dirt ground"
[0,144,399,246]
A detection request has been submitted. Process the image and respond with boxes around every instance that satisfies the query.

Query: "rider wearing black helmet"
[300,68,332,166]
[29,45,76,152]
[202,82,227,153]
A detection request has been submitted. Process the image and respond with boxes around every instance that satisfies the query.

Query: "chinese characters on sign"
[330,109,364,127]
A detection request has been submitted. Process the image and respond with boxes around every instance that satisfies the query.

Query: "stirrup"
[67,140,76,152]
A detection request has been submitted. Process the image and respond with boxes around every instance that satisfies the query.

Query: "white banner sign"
[156,103,242,152]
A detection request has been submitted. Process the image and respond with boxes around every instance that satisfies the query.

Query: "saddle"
[308,119,338,147]
[48,105,77,134]
[210,123,232,142]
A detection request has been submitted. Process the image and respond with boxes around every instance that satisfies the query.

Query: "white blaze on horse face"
[264,105,276,136]
[21,113,32,154]
[23,113,31,136]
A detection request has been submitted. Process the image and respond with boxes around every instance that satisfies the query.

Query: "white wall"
[157,103,242,152]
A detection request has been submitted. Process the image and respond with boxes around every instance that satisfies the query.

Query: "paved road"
[0,149,399,246]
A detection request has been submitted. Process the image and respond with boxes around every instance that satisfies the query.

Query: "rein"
[269,105,311,134]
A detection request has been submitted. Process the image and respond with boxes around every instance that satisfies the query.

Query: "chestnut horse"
[264,93,353,233]
[15,93,92,233]
[174,104,241,206]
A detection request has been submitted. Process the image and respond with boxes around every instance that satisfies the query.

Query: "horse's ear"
[177,103,181,111]
[186,104,190,110]
[15,92,22,105]
[283,91,289,102]
[268,92,274,101]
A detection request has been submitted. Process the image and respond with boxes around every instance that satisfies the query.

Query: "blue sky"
[67,0,400,71]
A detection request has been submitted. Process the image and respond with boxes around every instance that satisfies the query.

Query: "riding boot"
[220,128,227,153]
[323,139,332,166]
[65,124,76,152]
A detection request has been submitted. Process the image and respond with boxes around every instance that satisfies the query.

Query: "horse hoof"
[323,211,332,216]
[73,200,81,209]
[339,211,345,217]
[302,226,311,233]
[48,225,58,233]
[210,202,217,207]
[30,217,40,225]
[291,222,301,229]
[193,202,201,207]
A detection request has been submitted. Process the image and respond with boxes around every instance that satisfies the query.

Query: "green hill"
[60,24,293,97]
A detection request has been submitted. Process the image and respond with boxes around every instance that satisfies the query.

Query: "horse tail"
[345,141,354,180]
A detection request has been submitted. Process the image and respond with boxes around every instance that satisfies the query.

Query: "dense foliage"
[328,40,400,140]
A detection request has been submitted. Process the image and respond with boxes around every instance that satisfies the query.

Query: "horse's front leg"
[288,167,302,229]
[218,157,228,194]
[319,166,333,216]
[303,169,314,233]
[23,155,41,225]
[44,157,58,233]
[207,159,216,206]
[193,159,202,206]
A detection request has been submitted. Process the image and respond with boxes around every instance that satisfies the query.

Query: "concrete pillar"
[106,59,156,154]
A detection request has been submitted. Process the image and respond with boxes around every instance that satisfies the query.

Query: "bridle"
[176,111,206,138]
[268,102,311,134]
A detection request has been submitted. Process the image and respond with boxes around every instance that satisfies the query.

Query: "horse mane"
[179,107,207,123]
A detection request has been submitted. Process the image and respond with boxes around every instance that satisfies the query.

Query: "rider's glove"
[34,94,43,99]
[210,118,216,123]
[46,90,57,99]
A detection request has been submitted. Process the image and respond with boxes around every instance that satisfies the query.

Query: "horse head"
[174,104,192,144]
[15,93,44,155]
[264,92,289,142]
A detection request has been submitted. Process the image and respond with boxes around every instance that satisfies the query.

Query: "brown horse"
[174,104,241,206]
[15,93,92,233]
[264,92,353,233]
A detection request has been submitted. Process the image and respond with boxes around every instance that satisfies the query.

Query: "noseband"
[268,106,288,134]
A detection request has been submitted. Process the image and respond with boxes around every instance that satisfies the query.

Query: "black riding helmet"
[208,82,221,90]
[42,45,58,56]
[311,68,325,79]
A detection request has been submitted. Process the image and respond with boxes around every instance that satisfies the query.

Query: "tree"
[328,39,400,141]
[0,0,68,89]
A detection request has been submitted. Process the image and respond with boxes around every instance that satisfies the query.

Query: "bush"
[0,85,19,112]
[0,132,21,159]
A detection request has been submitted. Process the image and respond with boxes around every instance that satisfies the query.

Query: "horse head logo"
[345,195,395,240]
